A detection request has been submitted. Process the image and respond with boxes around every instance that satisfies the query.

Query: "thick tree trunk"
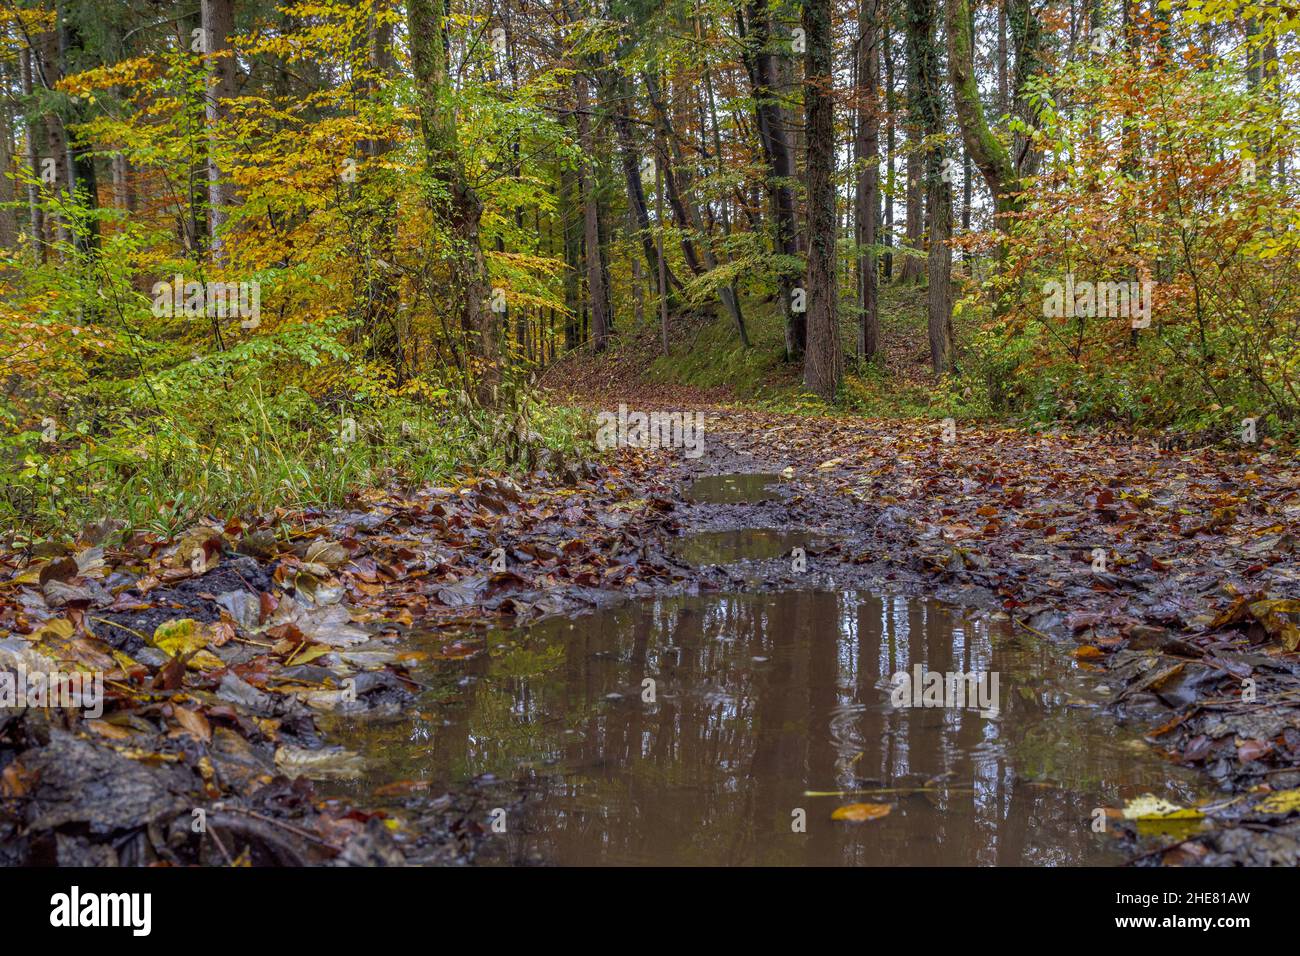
[855,0,881,360]
[802,0,842,400]
[926,172,954,373]
[899,23,925,285]
[408,0,498,398]
[908,0,953,373]
[740,0,804,357]
[36,26,70,251]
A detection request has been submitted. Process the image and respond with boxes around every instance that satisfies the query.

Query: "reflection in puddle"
[329,592,1201,865]
[671,528,815,566]
[685,473,782,504]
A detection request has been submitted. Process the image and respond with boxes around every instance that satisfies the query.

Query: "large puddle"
[328,590,1201,866]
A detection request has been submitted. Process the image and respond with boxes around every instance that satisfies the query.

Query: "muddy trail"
[2,405,1298,866]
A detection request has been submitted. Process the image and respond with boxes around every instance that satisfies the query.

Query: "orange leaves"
[831,803,893,822]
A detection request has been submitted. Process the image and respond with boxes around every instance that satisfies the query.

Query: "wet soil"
[3,403,1299,866]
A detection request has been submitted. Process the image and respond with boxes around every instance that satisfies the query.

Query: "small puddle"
[671,528,816,566]
[685,472,783,504]
[329,591,1201,865]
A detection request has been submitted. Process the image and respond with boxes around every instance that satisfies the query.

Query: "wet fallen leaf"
[1253,788,1300,815]
[173,706,212,743]
[152,618,210,657]
[831,802,893,822]
[275,745,366,779]
[1120,794,1204,820]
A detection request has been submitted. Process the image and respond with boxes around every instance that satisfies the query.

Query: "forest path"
[557,399,1300,863]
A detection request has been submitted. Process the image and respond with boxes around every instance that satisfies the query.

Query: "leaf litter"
[2,402,1299,865]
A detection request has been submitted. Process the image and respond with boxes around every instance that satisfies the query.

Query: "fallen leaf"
[831,802,892,822]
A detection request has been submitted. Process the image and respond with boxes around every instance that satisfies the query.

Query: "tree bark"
[576,74,610,352]
[201,0,237,262]
[0,69,21,255]
[802,0,842,399]
[36,25,70,251]
[908,0,953,373]
[696,2,751,346]
[740,0,804,357]
[20,49,45,262]
[947,0,1019,231]
[408,0,498,398]
[882,3,895,279]
[609,72,683,305]
[855,0,881,360]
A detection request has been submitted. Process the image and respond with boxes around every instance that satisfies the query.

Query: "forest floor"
[3,308,1299,866]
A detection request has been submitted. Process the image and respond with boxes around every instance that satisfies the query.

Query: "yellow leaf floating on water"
[1120,794,1205,821]
[1253,789,1300,815]
[831,802,892,822]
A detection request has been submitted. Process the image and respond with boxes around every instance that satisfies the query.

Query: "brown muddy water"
[685,472,784,504]
[670,528,819,566]
[327,590,1202,866]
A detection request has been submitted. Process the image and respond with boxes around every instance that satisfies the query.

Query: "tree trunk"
[947,0,1019,231]
[61,15,99,256]
[609,72,683,304]
[20,49,45,262]
[0,70,20,254]
[899,17,925,285]
[802,0,842,399]
[882,3,895,279]
[408,0,498,398]
[696,3,750,346]
[576,74,610,352]
[855,0,881,360]
[561,159,581,350]
[201,0,237,263]
[362,4,403,374]
[908,0,953,373]
[997,0,1008,116]
[740,0,804,357]
[643,71,706,278]
[36,25,70,251]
